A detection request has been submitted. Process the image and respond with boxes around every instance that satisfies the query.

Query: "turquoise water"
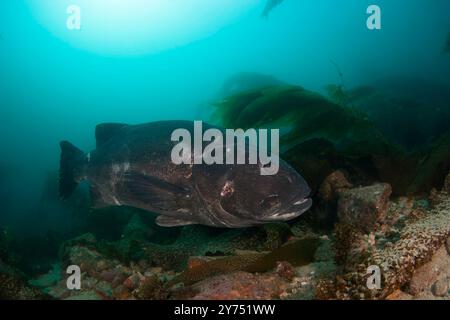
[0,0,449,236]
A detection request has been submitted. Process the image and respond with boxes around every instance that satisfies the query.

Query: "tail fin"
[59,141,86,200]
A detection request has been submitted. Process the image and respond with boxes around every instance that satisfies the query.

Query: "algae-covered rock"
[326,185,450,300]
[338,183,392,234]
[134,274,168,300]
[189,271,289,300]
[408,135,450,193]
[319,170,353,202]
[0,260,50,300]
[443,172,450,194]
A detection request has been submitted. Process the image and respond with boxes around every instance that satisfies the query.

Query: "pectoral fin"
[119,172,192,211]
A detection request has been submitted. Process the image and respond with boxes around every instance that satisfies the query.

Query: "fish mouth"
[260,195,312,222]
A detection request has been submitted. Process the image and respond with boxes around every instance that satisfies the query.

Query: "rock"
[95,281,113,299]
[319,170,353,202]
[429,188,444,208]
[187,256,217,270]
[113,285,131,300]
[191,271,289,300]
[275,261,296,281]
[443,171,450,193]
[111,273,127,289]
[64,291,102,300]
[407,246,449,296]
[337,183,392,233]
[123,274,140,290]
[149,267,163,274]
[385,290,413,300]
[446,237,450,255]
[62,233,97,252]
[134,275,167,300]
[96,260,110,272]
[333,195,450,300]
[99,270,116,283]
[432,278,449,297]
[64,245,103,277]
[0,272,50,300]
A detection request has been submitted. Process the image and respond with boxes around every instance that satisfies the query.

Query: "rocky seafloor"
[1,170,448,300]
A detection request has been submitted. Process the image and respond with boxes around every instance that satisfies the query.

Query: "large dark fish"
[261,0,284,19]
[59,121,312,228]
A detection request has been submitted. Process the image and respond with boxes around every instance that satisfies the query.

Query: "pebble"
[150,267,163,274]
[96,260,109,272]
[432,278,449,297]
[123,274,140,290]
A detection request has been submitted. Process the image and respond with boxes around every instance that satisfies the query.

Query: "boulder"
[318,170,353,202]
[191,271,289,300]
[432,278,449,297]
[446,237,450,255]
[443,171,450,193]
[337,183,392,233]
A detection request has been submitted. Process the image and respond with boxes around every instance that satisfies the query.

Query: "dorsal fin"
[95,123,128,147]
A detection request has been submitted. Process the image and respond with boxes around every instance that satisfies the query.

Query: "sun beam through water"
[26,0,259,55]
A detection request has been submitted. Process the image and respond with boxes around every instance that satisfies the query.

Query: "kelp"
[211,84,450,195]
[212,85,386,152]
[325,84,377,107]
[219,72,284,98]
[325,78,450,150]
[324,84,349,107]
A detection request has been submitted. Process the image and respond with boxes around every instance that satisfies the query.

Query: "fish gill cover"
[0,0,450,301]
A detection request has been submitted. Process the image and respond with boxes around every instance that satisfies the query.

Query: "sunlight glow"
[26,0,259,55]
